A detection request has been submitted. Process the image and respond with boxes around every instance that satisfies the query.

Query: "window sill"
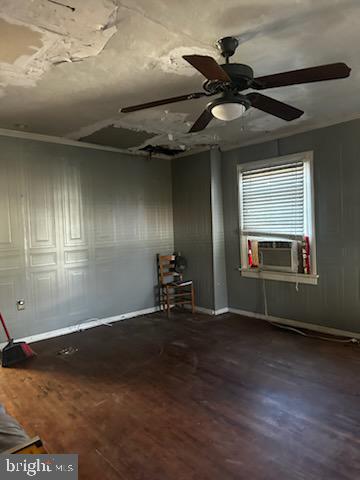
[239,268,318,285]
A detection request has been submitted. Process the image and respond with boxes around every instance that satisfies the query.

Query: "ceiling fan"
[121,36,351,133]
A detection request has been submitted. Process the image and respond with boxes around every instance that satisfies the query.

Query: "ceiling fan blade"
[183,55,231,82]
[189,109,213,132]
[121,92,207,113]
[247,93,304,121]
[253,62,351,90]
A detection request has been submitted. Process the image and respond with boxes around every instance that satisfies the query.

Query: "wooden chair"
[157,254,195,317]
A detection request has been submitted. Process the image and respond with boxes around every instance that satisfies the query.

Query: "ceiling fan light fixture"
[209,95,248,121]
[211,102,246,121]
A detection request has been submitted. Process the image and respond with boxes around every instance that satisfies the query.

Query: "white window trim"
[237,151,318,285]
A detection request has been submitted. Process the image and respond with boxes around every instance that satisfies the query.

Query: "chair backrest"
[157,254,182,285]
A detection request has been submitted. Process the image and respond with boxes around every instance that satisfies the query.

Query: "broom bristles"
[1,341,36,367]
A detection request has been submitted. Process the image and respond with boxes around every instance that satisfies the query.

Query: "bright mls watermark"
[0,455,78,479]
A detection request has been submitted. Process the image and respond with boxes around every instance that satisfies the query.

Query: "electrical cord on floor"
[262,276,268,317]
[262,277,359,345]
[267,320,359,344]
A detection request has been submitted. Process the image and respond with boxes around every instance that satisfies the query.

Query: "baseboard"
[228,307,360,340]
[193,306,215,315]
[0,306,160,350]
[184,305,229,316]
[214,307,229,315]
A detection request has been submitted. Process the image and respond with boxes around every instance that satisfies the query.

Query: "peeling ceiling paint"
[0,0,117,91]
[0,0,359,153]
[154,46,216,76]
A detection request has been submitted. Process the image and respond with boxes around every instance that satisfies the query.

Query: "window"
[238,151,318,284]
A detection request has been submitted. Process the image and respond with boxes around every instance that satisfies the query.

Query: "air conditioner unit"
[258,240,299,273]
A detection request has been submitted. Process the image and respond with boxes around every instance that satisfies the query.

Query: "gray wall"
[172,151,214,309]
[210,148,228,311]
[222,119,360,333]
[172,149,229,312]
[0,136,173,339]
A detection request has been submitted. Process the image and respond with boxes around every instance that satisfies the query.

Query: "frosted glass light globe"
[211,102,246,121]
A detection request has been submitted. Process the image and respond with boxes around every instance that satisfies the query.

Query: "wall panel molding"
[0,136,173,338]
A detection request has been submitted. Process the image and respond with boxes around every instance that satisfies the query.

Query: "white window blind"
[241,162,304,236]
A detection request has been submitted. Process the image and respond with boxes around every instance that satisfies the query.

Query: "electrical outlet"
[16,300,25,311]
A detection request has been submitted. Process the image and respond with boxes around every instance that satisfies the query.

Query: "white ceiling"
[0,0,359,154]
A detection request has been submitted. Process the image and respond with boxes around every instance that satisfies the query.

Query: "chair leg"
[159,287,163,312]
[166,285,170,318]
[191,284,195,314]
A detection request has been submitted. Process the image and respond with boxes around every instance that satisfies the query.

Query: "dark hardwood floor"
[1,311,359,479]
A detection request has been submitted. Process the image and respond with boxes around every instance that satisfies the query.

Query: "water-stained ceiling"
[0,0,359,154]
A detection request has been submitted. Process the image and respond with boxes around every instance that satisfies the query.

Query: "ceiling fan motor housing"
[221,63,254,90]
[203,64,254,94]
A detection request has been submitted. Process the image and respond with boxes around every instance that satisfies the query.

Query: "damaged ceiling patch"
[115,109,190,135]
[0,0,118,92]
[0,0,357,153]
[68,108,224,154]
[140,145,185,156]
[68,110,190,143]
[154,46,217,76]
[0,18,43,64]
[80,125,155,149]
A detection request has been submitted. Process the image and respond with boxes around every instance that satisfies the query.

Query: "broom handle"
[0,312,12,342]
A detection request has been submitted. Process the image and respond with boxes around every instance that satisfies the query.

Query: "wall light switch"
[17,300,25,311]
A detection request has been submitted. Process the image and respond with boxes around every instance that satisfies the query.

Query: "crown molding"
[0,127,154,157]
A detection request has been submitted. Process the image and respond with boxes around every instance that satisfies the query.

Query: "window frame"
[237,151,318,285]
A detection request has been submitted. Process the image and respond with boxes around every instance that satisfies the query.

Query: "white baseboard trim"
[0,306,160,350]
[228,307,360,340]
[185,305,229,316]
[194,306,215,315]
[182,304,214,315]
[214,307,229,315]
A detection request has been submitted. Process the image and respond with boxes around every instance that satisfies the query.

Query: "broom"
[0,312,36,367]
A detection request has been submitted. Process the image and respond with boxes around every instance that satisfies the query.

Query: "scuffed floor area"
[0,311,359,479]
